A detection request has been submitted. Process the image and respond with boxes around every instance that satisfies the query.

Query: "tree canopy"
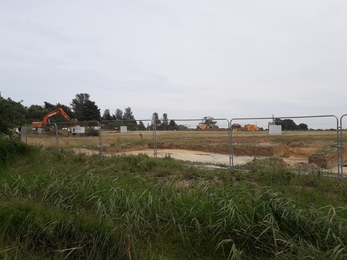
[102,109,112,121]
[275,118,308,131]
[202,116,217,126]
[114,109,123,121]
[0,92,314,133]
[70,93,90,120]
[150,112,178,130]
[123,107,136,123]
[152,112,161,125]
[70,93,100,121]
[162,113,168,126]
[83,100,100,121]
[0,93,26,137]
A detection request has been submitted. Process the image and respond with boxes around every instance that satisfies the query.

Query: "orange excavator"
[32,108,71,130]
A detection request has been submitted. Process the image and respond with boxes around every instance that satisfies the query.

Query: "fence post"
[153,120,157,157]
[229,119,234,170]
[98,121,103,155]
[54,123,60,151]
[230,115,339,174]
[339,115,347,178]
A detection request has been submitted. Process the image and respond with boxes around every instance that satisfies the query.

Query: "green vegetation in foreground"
[1,141,347,259]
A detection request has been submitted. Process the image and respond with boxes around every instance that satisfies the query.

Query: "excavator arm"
[42,108,71,124]
[32,108,71,129]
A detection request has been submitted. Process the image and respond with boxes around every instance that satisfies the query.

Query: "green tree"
[0,94,26,136]
[138,120,146,130]
[162,113,168,126]
[283,119,297,130]
[275,118,304,131]
[102,109,112,121]
[152,112,161,125]
[169,120,176,127]
[114,109,123,121]
[274,118,282,125]
[122,107,137,129]
[83,100,100,121]
[70,93,100,121]
[26,105,48,122]
[123,107,136,123]
[298,123,308,131]
[44,101,55,110]
[70,93,89,121]
[203,116,217,126]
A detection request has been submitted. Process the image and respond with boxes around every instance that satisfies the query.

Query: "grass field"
[23,129,340,151]
[1,132,347,259]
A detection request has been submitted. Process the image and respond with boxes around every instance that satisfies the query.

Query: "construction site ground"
[46,130,347,174]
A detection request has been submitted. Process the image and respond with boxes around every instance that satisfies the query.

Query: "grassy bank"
[1,144,347,259]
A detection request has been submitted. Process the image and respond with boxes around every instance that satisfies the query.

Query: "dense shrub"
[85,128,99,136]
[0,138,39,165]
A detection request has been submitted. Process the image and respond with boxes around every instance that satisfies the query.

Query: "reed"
[1,147,347,259]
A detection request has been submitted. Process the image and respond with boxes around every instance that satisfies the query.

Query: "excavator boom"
[42,108,71,124]
[32,108,71,129]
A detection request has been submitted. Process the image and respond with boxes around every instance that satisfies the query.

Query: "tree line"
[274,118,308,131]
[0,92,312,137]
[0,92,180,136]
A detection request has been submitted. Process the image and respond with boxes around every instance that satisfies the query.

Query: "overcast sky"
[1,1,346,128]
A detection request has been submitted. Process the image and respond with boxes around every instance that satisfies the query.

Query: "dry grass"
[23,130,339,164]
[24,130,153,149]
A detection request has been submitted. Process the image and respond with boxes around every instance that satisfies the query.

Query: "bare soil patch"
[112,148,309,167]
[29,130,341,170]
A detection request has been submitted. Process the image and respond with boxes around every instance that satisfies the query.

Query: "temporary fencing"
[20,114,347,178]
[339,114,347,177]
[230,115,342,177]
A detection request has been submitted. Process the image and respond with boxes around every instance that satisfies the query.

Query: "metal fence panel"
[339,114,347,178]
[20,114,347,178]
[230,115,340,175]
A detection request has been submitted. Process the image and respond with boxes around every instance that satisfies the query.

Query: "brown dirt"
[30,130,341,170]
[110,149,310,167]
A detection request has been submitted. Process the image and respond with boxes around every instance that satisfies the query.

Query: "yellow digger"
[197,123,213,130]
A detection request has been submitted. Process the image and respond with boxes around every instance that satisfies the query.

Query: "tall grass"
[1,149,347,259]
[0,137,39,165]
